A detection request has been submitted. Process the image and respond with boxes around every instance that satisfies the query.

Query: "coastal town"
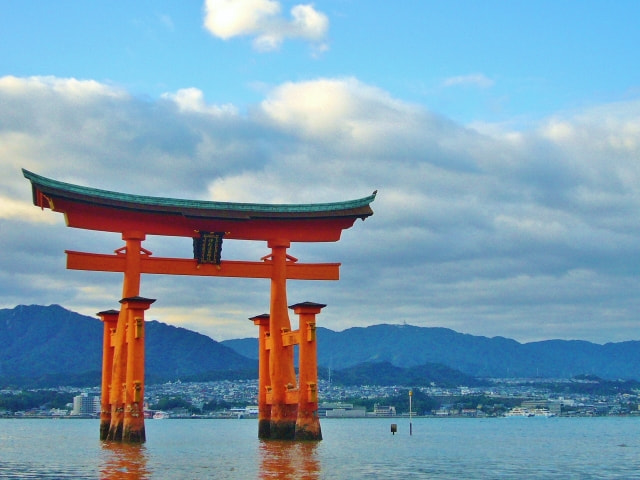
[2,377,639,419]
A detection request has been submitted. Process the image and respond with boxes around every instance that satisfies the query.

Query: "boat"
[505,407,534,417]
[505,406,556,417]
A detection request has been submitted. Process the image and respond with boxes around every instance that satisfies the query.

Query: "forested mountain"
[223,324,640,380]
[0,304,255,387]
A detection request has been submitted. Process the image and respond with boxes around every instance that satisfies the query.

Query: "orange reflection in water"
[99,442,150,480]
[259,440,321,480]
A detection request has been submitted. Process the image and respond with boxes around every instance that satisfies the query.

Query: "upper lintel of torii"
[23,169,376,242]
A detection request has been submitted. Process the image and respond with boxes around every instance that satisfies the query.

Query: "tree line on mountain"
[0,390,73,412]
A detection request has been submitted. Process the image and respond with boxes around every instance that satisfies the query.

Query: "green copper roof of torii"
[23,168,376,217]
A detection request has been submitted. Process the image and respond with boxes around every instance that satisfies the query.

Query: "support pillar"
[290,302,325,441]
[121,296,155,443]
[267,239,298,439]
[97,309,119,441]
[250,313,271,439]
[106,232,146,442]
[106,307,127,441]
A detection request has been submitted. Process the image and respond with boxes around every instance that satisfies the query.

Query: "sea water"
[0,417,639,479]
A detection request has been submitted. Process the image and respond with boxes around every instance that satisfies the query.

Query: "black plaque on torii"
[193,231,224,265]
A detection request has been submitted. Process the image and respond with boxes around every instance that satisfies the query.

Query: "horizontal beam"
[282,329,301,347]
[65,251,340,281]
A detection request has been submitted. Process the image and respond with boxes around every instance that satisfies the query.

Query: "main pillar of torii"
[23,169,375,442]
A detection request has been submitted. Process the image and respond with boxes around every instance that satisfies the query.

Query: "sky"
[1,1,639,344]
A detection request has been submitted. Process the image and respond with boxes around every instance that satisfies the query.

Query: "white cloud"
[161,87,238,116]
[203,0,280,40]
[0,75,126,101]
[290,4,328,40]
[203,0,328,52]
[259,77,423,145]
[0,196,59,224]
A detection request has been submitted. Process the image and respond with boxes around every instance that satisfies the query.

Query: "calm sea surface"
[0,417,639,479]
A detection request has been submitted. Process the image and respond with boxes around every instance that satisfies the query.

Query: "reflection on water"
[259,440,320,480]
[99,442,150,480]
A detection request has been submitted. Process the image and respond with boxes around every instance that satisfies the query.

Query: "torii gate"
[23,169,375,443]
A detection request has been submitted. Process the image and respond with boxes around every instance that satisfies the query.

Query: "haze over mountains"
[1,304,639,388]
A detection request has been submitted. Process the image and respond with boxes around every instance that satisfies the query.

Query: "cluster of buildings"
[1,377,639,418]
[136,377,640,418]
[145,379,258,411]
[0,390,102,418]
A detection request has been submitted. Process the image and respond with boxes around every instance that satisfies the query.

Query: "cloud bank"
[1,75,640,343]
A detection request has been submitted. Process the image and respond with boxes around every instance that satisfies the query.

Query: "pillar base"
[294,424,322,441]
[258,419,271,439]
[99,419,110,441]
[106,423,123,442]
[106,409,124,441]
[270,403,297,440]
[295,409,322,441]
[269,420,297,440]
[122,425,146,444]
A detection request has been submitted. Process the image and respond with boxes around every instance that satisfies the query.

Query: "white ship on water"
[505,407,555,417]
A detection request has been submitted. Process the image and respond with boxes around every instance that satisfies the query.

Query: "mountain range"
[1,304,639,388]
[222,324,640,380]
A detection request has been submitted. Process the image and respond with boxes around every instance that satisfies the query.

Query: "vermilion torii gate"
[23,169,375,443]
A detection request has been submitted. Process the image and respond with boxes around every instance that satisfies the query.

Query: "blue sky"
[3,1,636,122]
[1,1,639,343]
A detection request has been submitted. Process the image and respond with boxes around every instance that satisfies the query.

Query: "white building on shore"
[72,393,100,416]
[318,402,367,418]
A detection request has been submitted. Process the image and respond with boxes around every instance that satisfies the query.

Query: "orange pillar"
[250,313,271,439]
[97,309,119,440]
[107,232,145,442]
[291,302,325,441]
[121,296,155,443]
[267,239,298,439]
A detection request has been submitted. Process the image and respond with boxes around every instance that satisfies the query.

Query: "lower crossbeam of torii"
[23,169,375,443]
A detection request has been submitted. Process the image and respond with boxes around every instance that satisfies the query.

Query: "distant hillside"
[0,305,256,387]
[4,305,640,387]
[222,324,640,380]
[327,361,484,387]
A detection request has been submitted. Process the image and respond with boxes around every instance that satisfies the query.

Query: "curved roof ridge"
[22,168,376,214]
